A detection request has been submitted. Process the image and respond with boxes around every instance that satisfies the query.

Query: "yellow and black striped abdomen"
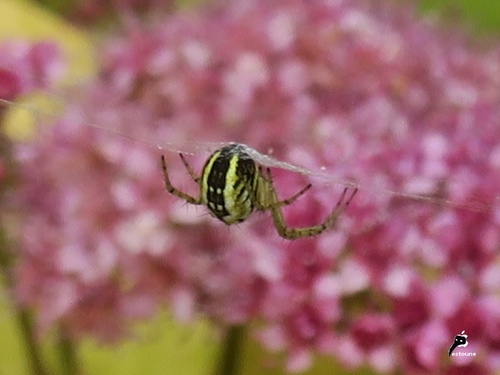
[201,144,257,224]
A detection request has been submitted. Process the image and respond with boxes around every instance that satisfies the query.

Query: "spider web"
[0,97,497,214]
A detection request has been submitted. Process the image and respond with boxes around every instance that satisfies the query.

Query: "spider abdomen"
[201,144,258,224]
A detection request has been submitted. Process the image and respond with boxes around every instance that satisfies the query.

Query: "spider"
[160,143,357,240]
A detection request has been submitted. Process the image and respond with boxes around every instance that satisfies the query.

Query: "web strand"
[0,97,497,215]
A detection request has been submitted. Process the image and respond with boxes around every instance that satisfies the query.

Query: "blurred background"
[1,0,500,374]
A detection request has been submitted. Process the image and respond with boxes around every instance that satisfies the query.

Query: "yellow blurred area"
[0,0,96,140]
[1,93,65,140]
[0,292,219,375]
[0,0,96,81]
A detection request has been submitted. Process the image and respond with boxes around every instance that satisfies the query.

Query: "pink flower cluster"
[6,0,500,373]
[0,41,62,102]
[0,40,62,187]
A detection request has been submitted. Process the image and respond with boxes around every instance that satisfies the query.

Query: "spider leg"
[320,186,358,229]
[262,166,357,239]
[161,155,201,205]
[179,153,200,183]
[260,167,312,208]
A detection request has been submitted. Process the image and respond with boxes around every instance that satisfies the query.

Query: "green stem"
[214,325,246,375]
[57,325,80,375]
[0,229,48,375]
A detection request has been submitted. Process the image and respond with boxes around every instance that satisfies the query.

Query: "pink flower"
[0,41,62,99]
[0,69,21,101]
[5,0,500,373]
[351,314,394,352]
